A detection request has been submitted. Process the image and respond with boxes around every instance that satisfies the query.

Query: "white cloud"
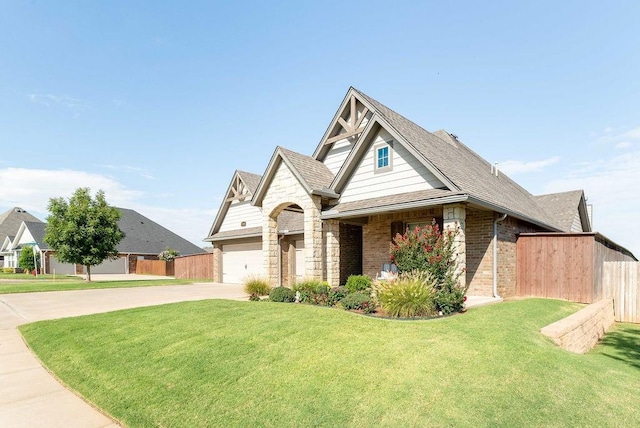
[27,93,87,116]
[596,126,640,148]
[499,156,560,175]
[615,141,632,149]
[0,167,212,246]
[543,151,640,256]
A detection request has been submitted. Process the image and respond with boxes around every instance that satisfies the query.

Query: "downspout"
[493,213,508,298]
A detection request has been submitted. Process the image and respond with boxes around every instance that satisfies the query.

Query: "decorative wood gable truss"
[329,113,459,195]
[207,170,261,238]
[226,174,251,203]
[313,89,374,160]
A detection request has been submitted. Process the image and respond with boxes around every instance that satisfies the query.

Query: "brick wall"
[339,223,363,285]
[497,217,541,297]
[362,208,442,279]
[466,208,494,296]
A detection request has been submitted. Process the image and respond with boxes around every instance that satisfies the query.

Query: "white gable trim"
[208,170,258,237]
[330,114,459,194]
[312,87,377,161]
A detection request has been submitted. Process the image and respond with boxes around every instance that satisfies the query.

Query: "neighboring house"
[0,207,204,274]
[0,207,42,268]
[204,87,622,297]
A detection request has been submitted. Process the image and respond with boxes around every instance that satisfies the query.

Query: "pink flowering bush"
[389,222,467,314]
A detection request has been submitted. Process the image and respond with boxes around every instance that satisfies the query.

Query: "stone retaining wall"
[540,298,614,353]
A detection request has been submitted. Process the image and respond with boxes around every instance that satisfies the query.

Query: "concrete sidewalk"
[0,283,247,427]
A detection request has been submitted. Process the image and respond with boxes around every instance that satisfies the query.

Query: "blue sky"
[1,1,639,254]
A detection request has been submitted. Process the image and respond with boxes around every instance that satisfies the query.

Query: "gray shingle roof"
[236,170,262,195]
[279,147,335,192]
[325,189,463,215]
[23,221,49,250]
[533,190,584,232]
[351,88,560,229]
[116,208,205,255]
[209,210,304,241]
[0,207,42,244]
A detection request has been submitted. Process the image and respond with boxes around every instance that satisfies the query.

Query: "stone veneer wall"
[540,299,615,354]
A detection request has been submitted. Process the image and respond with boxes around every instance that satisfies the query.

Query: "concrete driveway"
[0,282,247,427]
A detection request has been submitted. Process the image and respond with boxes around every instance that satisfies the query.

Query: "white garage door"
[85,257,127,274]
[222,242,263,284]
[49,255,76,275]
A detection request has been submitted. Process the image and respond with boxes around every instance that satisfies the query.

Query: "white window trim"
[374,140,393,173]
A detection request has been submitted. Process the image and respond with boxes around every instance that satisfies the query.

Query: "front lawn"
[0,277,209,294]
[20,299,640,427]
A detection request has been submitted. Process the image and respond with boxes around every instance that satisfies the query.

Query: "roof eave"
[466,196,562,232]
[321,194,469,220]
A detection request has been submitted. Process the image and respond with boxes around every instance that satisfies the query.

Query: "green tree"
[44,188,125,282]
[18,244,40,273]
[158,247,179,262]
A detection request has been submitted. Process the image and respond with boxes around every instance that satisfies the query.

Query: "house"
[0,207,205,274]
[205,87,610,297]
[0,207,42,268]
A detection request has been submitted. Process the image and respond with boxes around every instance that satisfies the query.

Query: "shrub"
[327,286,349,306]
[345,275,372,293]
[389,222,468,315]
[269,286,296,303]
[18,245,39,273]
[376,272,436,318]
[341,291,376,314]
[294,279,330,305]
[2,267,14,274]
[244,277,272,296]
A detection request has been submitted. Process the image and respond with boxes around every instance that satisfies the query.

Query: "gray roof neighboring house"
[116,208,205,256]
[22,221,49,250]
[0,207,42,244]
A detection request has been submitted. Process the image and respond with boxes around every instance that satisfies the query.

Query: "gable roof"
[252,146,338,207]
[0,207,42,244]
[534,190,591,232]
[116,208,205,255]
[323,88,560,230]
[22,221,49,249]
[207,169,263,239]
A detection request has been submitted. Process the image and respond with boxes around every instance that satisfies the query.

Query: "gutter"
[493,213,508,298]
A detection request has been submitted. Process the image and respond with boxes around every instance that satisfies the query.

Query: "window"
[374,141,392,172]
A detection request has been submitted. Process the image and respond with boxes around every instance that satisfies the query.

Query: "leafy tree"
[18,244,40,273]
[44,188,125,282]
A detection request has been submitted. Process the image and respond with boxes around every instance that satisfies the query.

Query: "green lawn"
[0,275,209,293]
[20,299,640,427]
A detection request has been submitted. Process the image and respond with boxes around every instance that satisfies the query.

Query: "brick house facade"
[206,87,592,297]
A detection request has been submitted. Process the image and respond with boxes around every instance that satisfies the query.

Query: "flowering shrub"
[158,247,179,262]
[389,222,467,315]
[294,279,330,304]
[341,291,376,313]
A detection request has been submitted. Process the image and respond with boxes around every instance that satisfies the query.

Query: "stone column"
[324,219,340,286]
[212,244,223,283]
[304,196,324,280]
[442,203,466,286]
[263,214,279,285]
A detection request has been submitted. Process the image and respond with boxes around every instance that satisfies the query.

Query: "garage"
[222,241,263,284]
[85,256,127,274]
[48,255,76,275]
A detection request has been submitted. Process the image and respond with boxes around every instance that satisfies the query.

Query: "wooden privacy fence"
[137,260,175,276]
[517,233,636,304]
[174,253,213,280]
[603,262,639,323]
